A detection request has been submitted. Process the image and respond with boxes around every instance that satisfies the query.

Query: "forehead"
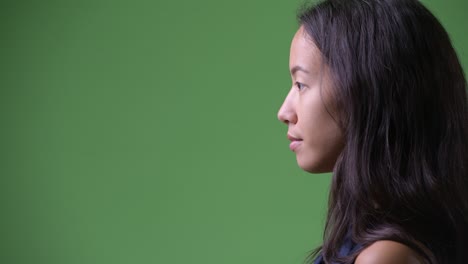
[289,26,323,70]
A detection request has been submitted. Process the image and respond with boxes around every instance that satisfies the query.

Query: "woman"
[277,0,468,263]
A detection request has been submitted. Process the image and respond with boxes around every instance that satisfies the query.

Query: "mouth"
[287,134,303,141]
[287,134,303,151]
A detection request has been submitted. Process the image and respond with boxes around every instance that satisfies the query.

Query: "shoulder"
[354,240,426,264]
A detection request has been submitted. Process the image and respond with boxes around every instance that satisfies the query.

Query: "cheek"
[298,136,344,173]
[297,112,344,173]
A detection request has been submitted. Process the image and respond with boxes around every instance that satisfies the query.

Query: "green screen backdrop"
[1,0,467,263]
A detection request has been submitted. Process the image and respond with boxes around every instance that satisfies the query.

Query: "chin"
[297,156,335,173]
[300,164,333,173]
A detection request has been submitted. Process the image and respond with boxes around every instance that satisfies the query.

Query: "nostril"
[277,111,285,123]
[278,115,289,125]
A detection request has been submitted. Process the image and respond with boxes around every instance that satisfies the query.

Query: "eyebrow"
[290,65,310,75]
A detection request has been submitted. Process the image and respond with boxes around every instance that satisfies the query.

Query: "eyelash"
[295,81,305,91]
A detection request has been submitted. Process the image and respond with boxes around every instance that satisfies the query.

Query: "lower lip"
[289,140,302,151]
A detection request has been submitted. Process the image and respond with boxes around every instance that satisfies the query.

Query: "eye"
[295,81,305,91]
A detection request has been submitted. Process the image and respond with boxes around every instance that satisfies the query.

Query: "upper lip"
[287,134,302,141]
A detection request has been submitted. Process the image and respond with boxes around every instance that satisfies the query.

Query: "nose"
[277,89,297,125]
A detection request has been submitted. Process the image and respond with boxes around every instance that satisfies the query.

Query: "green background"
[1,1,467,263]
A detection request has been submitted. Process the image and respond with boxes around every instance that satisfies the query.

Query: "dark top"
[313,233,364,264]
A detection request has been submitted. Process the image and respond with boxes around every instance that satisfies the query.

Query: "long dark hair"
[296,0,468,263]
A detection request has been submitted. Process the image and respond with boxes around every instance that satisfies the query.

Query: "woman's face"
[277,26,345,173]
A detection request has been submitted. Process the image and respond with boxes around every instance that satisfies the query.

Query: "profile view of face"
[277,26,345,173]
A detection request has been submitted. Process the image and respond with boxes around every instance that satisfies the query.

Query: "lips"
[287,133,303,151]
[287,134,302,141]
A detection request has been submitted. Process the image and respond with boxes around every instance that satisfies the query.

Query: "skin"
[279,26,426,263]
[355,240,426,264]
[277,26,345,173]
